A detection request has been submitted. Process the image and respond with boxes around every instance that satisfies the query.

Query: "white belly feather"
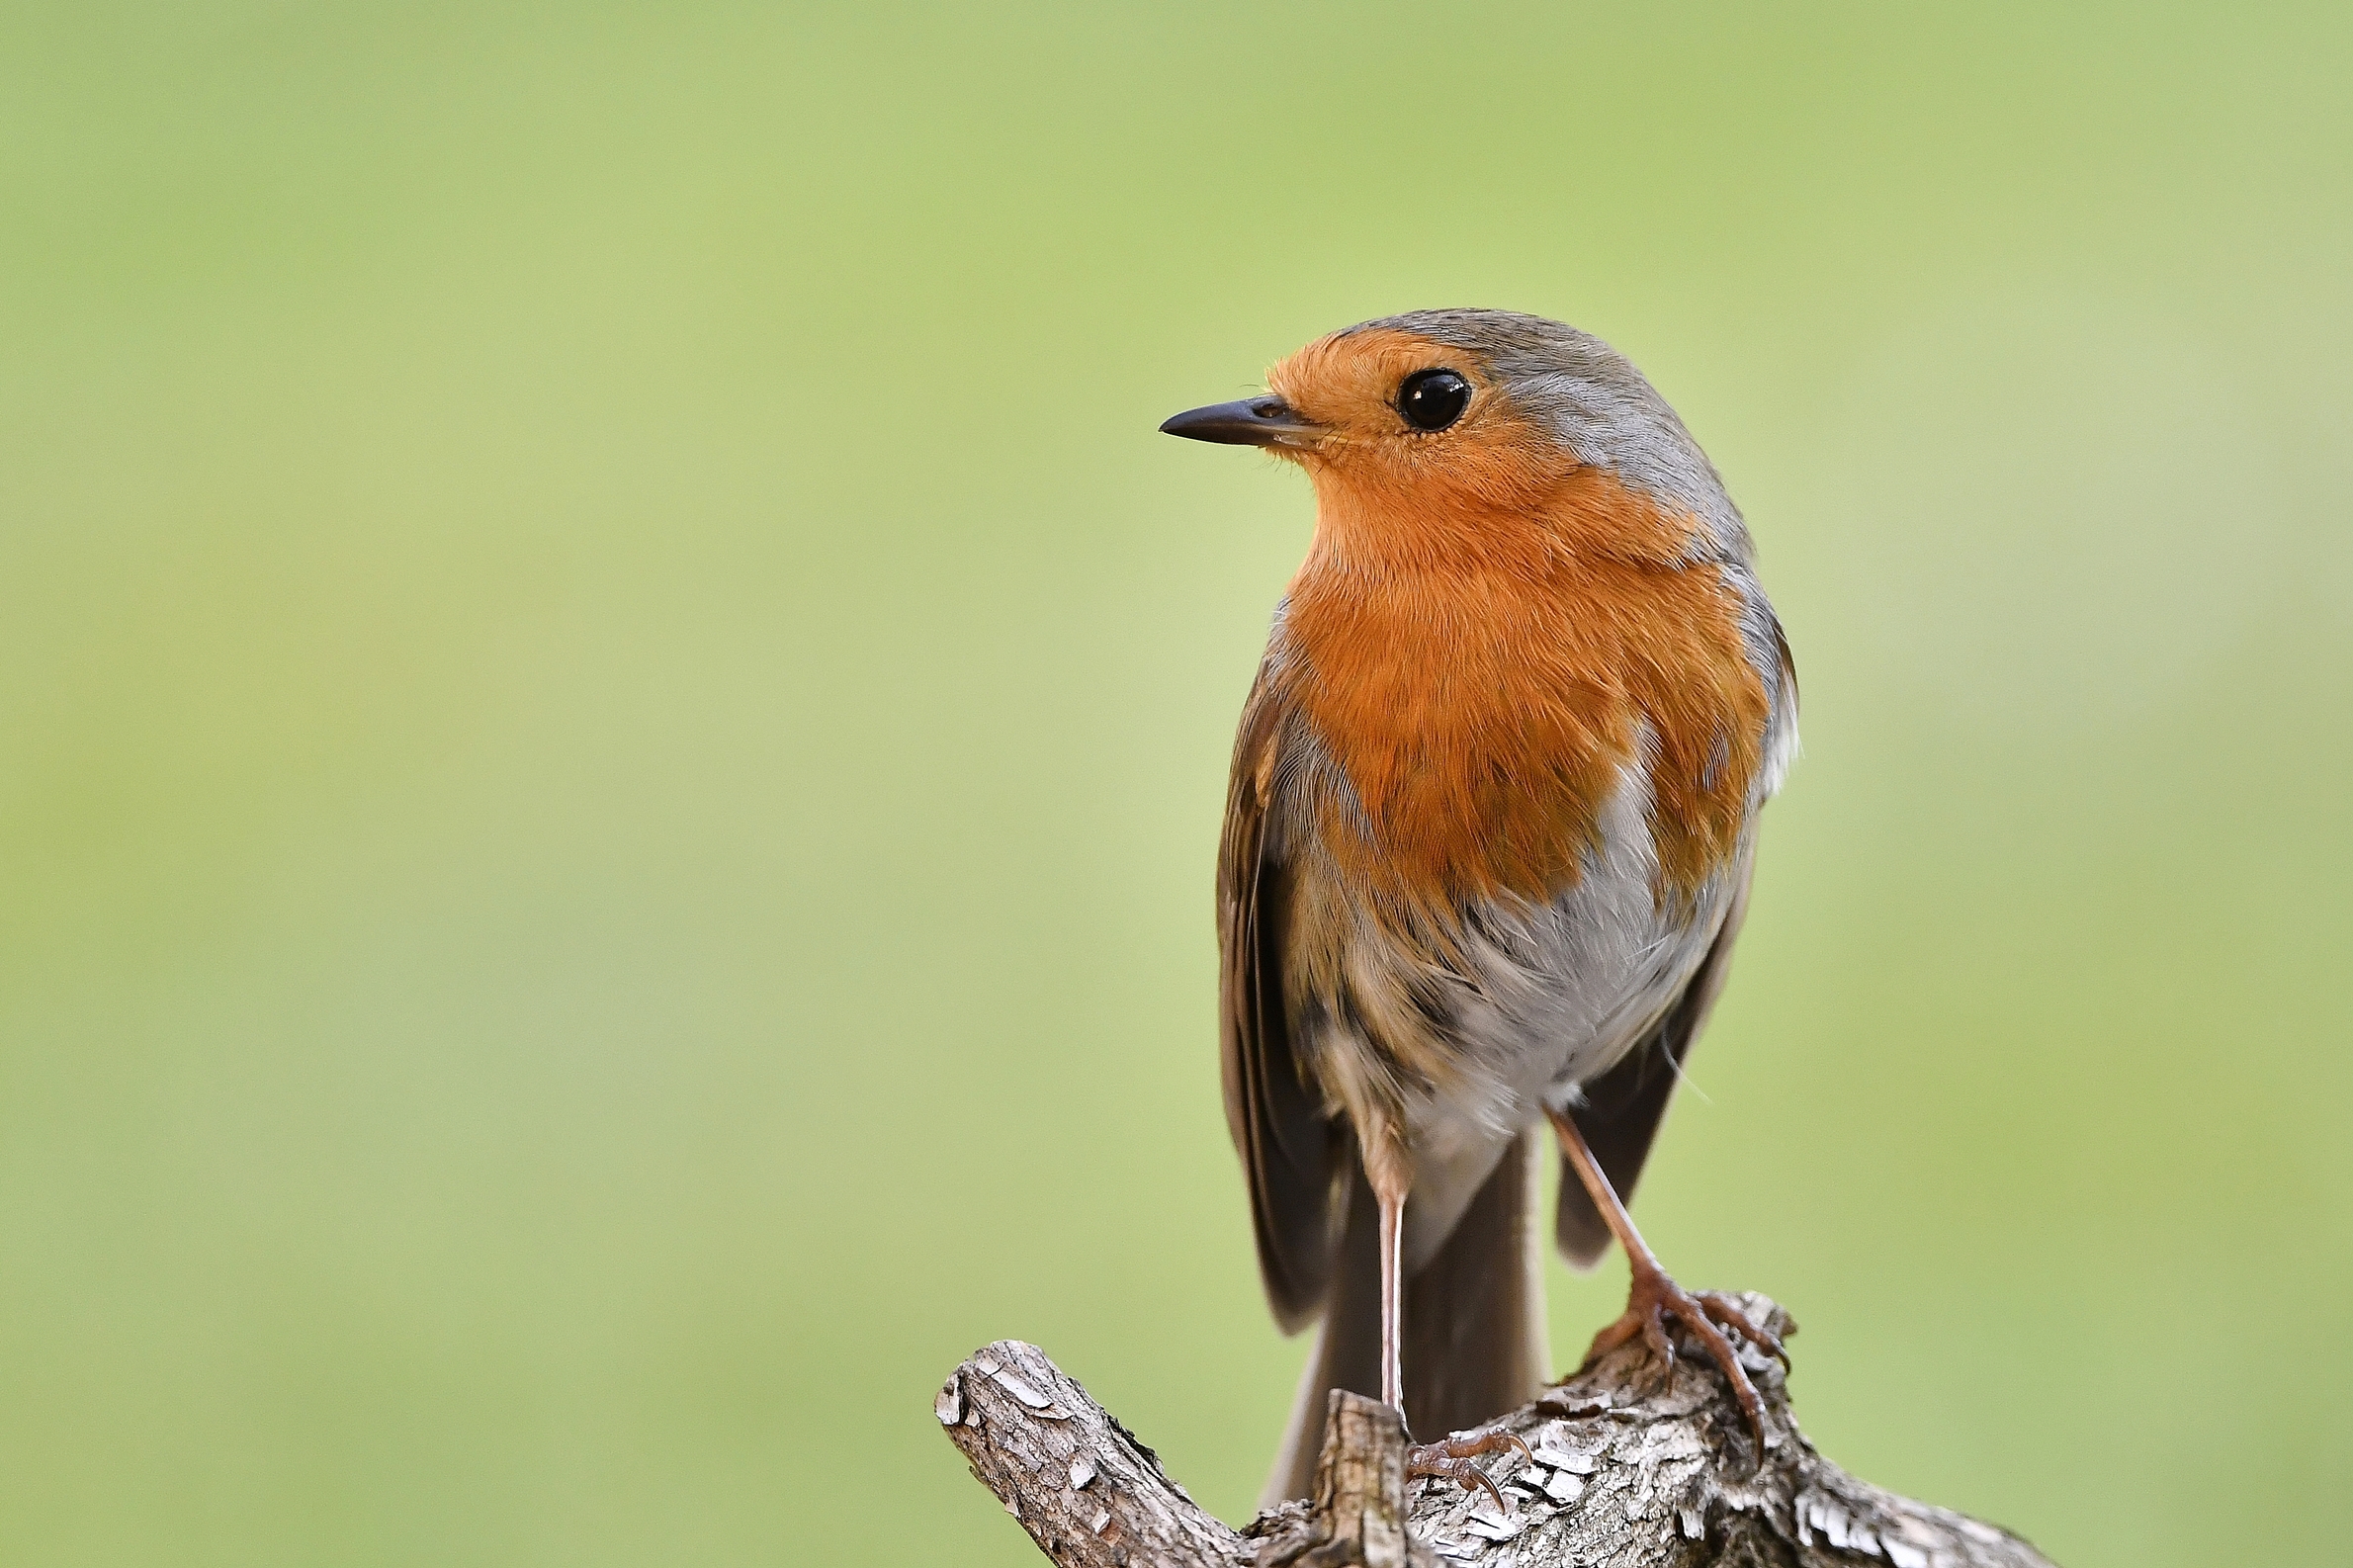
[1318,753,1740,1269]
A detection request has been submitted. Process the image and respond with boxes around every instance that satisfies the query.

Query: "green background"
[4,4,2349,1564]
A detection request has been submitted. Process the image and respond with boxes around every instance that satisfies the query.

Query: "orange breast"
[1278,466,1766,914]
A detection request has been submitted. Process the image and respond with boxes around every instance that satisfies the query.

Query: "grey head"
[1353,308,1754,566]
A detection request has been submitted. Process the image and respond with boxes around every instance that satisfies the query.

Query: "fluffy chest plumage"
[1272,543,1767,914]
[1253,545,1773,1262]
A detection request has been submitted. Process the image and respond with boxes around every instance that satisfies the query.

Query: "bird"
[1161,309,1798,1507]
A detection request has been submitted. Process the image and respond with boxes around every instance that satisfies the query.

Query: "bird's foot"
[1583,1263,1786,1447]
[1406,1427,1530,1513]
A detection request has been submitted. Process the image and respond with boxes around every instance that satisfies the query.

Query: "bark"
[936,1293,2056,1568]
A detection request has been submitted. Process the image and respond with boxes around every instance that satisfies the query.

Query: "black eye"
[1397,369,1471,432]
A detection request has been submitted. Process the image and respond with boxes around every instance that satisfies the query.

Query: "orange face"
[1264,327,1698,571]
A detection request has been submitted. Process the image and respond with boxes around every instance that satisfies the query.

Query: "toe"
[1698,1292,1788,1365]
[1406,1449,1510,1513]
[1639,1309,1677,1369]
[1437,1429,1530,1462]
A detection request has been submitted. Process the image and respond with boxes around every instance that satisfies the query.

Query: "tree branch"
[936,1293,2057,1568]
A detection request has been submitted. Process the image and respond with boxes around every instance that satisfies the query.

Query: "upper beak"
[1159,395,1325,448]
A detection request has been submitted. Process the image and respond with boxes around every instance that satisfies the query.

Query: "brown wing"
[1219,667,1338,1332]
[1554,850,1755,1266]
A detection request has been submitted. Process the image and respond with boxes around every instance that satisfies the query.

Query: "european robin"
[1163,310,1798,1505]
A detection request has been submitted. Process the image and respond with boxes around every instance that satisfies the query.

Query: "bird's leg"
[1375,1179,1404,1411]
[1368,1170,1531,1511]
[1546,1108,1784,1447]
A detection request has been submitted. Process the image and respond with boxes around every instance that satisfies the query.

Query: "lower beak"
[1159,396,1325,448]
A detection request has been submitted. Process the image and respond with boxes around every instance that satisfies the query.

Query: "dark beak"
[1159,395,1324,448]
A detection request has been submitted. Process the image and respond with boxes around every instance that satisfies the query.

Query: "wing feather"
[1219,668,1337,1331]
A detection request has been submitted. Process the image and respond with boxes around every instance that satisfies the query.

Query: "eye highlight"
[1397,369,1471,432]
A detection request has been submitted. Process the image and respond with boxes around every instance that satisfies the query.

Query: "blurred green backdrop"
[4,4,2350,1564]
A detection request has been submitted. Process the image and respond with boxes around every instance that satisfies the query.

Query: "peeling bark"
[937,1293,2055,1568]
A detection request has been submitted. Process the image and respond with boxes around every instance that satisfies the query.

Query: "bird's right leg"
[1547,1107,1783,1447]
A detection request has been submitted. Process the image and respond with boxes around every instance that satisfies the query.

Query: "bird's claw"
[1697,1289,1788,1367]
[1582,1268,1777,1449]
[1407,1428,1531,1514]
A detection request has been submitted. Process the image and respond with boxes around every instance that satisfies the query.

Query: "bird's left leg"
[1546,1108,1784,1446]
[1361,1153,1529,1510]
[1372,1164,1406,1413]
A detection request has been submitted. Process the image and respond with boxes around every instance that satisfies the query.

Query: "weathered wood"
[938,1293,2057,1568]
[1249,1393,1434,1568]
[939,1340,1246,1568]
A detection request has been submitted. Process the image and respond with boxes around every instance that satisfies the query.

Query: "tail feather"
[1260,1128,1549,1508]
